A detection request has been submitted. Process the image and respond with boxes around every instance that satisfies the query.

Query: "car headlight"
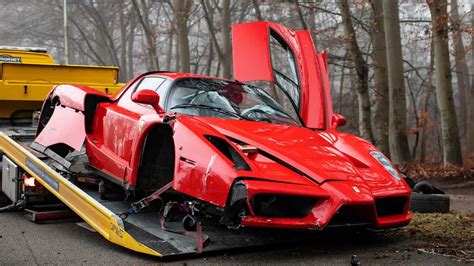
[370,151,401,180]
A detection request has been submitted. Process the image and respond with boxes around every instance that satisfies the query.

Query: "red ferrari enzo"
[32,22,411,230]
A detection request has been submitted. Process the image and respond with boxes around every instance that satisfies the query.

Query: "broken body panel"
[33,22,411,231]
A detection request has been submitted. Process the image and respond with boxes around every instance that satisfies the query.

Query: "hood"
[194,117,404,189]
[196,117,367,184]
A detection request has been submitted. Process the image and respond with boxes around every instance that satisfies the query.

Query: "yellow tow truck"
[0,47,123,119]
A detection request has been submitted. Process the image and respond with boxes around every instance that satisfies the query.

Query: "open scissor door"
[232,22,333,129]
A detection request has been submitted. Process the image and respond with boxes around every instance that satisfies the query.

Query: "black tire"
[410,193,450,213]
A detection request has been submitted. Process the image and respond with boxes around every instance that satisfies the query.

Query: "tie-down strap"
[119,181,173,219]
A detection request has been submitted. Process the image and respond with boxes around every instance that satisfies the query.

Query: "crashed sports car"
[32,22,411,230]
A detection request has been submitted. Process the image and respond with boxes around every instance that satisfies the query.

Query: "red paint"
[34,21,411,230]
[35,101,86,151]
[232,22,333,129]
[52,84,110,111]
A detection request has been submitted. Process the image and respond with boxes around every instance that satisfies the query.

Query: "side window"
[134,76,168,106]
[135,77,166,93]
[269,30,301,112]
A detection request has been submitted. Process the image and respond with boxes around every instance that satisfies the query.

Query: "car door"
[88,76,167,181]
[232,21,333,129]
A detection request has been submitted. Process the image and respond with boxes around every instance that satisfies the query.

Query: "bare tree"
[201,0,232,78]
[370,0,390,156]
[293,0,308,30]
[427,0,463,165]
[173,0,192,72]
[132,0,159,71]
[338,0,374,143]
[451,0,470,143]
[383,0,411,163]
[468,9,474,154]
[221,0,232,78]
[251,0,263,21]
[126,15,137,78]
[420,39,435,163]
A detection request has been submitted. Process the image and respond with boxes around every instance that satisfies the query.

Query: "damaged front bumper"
[230,179,412,230]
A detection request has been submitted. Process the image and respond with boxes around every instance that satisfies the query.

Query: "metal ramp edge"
[0,132,162,257]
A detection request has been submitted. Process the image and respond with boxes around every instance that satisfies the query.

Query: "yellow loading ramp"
[0,132,322,258]
[0,132,161,257]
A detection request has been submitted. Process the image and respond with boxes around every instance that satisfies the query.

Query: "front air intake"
[251,194,318,218]
[328,205,374,227]
[375,196,407,217]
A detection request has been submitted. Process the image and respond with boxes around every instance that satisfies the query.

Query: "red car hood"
[196,117,368,184]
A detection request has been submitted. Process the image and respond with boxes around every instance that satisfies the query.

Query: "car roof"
[111,71,238,101]
[145,71,230,82]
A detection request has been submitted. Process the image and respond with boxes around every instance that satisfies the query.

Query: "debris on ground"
[350,254,361,265]
[389,212,474,262]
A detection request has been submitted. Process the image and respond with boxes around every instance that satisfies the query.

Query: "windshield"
[167,78,301,126]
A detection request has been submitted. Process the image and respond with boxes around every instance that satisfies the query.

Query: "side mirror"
[330,113,346,130]
[132,89,164,113]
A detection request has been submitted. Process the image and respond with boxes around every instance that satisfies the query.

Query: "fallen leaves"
[397,157,474,181]
[390,212,474,262]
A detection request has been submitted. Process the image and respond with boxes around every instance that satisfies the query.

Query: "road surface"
[0,211,463,265]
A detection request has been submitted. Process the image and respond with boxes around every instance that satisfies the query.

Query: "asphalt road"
[0,211,463,265]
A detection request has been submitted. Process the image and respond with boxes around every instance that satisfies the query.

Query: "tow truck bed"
[0,130,322,258]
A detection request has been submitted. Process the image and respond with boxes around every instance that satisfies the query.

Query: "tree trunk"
[93,2,110,65]
[201,0,227,77]
[427,0,463,165]
[205,38,214,75]
[221,0,232,79]
[293,0,308,30]
[452,0,471,146]
[127,16,136,79]
[338,0,374,143]
[251,0,263,21]
[174,33,180,72]
[370,0,390,157]
[338,52,348,114]
[420,39,435,163]
[132,0,159,71]
[119,2,128,81]
[166,28,174,70]
[383,0,411,163]
[205,4,215,76]
[467,9,474,154]
[174,0,192,73]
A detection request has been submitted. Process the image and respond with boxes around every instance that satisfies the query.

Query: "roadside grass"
[389,212,474,262]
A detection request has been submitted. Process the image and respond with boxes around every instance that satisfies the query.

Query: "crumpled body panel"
[35,104,86,151]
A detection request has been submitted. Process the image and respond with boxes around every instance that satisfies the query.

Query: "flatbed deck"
[0,127,324,258]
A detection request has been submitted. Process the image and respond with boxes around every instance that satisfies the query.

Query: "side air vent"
[204,135,251,171]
